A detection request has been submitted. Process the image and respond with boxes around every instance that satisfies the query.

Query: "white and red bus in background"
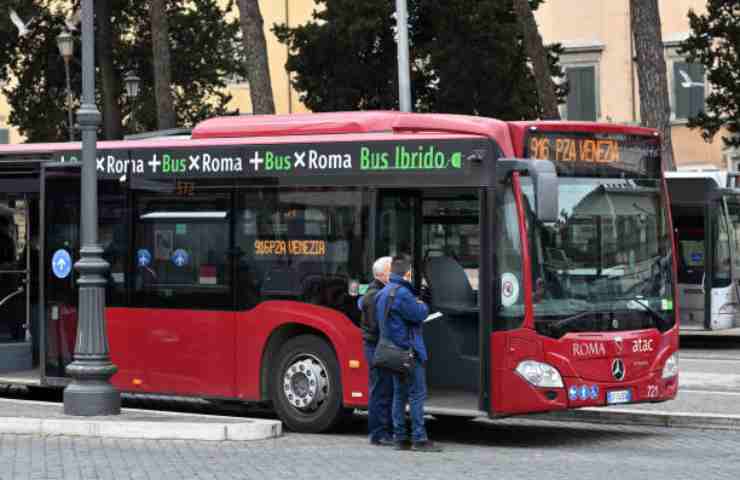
[665,166,740,331]
[0,112,678,432]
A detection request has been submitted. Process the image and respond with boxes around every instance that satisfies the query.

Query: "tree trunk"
[150,0,177,129]
[512,0,560,120]
[95,0,123,140]
[237,0,276,114]
[630,0,675,171]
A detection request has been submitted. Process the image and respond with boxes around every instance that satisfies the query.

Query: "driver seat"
[424,256,479,315]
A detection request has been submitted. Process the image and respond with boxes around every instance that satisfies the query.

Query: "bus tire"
[270,334,345,433]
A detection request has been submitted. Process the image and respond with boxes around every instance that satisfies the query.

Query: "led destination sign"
[54,139,487,180]
[526,132,661,177]
[529,136,620,163]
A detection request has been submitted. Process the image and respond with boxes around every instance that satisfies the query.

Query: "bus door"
[667,177,715,329]
[710,195,740,330]
[375,188,487,415]
[40,163,81,381]
[723,196,740,328]
[0,174,40,377]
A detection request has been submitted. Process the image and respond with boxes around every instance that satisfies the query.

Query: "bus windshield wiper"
[546,309,596,336]
[612,296,670,330]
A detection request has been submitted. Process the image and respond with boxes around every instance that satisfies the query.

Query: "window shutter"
[674,61,704,119]
[566,66,596,121]
[689,63,705,118]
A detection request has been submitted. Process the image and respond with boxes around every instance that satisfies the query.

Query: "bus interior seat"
[423,255,479,391]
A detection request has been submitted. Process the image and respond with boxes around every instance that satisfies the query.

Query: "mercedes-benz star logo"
[612,358,626,381]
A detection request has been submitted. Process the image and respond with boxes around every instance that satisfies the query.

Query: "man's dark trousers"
[364,342,393,443]
[392,361,428,443]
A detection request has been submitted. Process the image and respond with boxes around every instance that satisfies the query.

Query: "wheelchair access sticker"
[501,272,519,307]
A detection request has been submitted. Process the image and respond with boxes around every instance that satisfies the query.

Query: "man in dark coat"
[357,256,393,446]
[374,256,442,452]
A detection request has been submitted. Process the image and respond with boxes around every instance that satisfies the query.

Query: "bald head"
[372,256,392,284]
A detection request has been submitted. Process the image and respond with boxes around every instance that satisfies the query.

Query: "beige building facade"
[535,0,728,168]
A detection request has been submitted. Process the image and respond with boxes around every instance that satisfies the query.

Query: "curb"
[0,399,282,441]
[536,408,740,431]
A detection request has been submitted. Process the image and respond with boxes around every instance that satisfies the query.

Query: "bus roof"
[665,167,726,188]
[191,111,514,153]
[507,121,659,157]
[0,112,515,158]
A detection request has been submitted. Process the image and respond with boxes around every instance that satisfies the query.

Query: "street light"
[124,71,141,133]
[56,30,75,142]
[63,0,120,416]
[394,0,412,112]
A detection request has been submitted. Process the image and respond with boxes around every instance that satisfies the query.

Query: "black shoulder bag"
[372,286,415,375]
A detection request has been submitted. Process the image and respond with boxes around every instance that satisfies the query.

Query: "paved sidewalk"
[0,397,281,441]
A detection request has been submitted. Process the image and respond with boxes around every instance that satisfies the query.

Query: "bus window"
[133,193,231,310]
[495,185,525,330]
[236,188,369,321]
[672,206,705,285]
[726,200,740,274]
[422,196,479,289]
[99,182,128,306]
[714,206,732,288]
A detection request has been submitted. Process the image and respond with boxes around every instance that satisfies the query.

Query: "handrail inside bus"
[140,211,228,220]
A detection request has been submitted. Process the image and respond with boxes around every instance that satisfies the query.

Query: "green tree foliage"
[275,0,565,118]
[681,0,740,147]
[275,0,431,112]
[2,0,245,142]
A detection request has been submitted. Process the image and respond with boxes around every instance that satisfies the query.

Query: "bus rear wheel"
[270,334,345,433]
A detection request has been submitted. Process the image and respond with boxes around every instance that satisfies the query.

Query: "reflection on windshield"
[522,178,675,338]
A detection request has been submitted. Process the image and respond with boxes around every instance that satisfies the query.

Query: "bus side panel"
[490,329,568,415]
[234,301,367,407]
[107,307,237,398]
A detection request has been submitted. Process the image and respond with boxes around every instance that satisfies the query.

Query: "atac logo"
[572,342,607,359]
[614,336,624,354]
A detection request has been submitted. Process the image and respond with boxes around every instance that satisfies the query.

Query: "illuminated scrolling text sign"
[54,139,487,179]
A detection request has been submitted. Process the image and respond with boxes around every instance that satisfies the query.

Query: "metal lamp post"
[56,31,75,142]
[395,0,412,112]
[124,72,141,133]
[63,0,121,416]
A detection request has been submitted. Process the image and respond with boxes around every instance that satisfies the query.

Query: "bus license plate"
[606,389,632,404]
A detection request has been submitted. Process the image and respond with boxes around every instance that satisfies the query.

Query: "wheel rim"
[282,353,330,413]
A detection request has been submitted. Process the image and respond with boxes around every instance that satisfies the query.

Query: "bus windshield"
[522,178,675,338]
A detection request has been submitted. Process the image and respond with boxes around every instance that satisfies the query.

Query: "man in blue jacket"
[375,255,442,452]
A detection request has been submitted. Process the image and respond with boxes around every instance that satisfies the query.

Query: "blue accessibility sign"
[137,249,152,267]
[172,249,189,268]
[52,249,72,279]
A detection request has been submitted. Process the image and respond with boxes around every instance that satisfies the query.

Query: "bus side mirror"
[498,158,559,223]
[530,160,559,223]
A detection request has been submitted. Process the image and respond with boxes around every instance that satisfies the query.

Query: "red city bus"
[0,112,678,432]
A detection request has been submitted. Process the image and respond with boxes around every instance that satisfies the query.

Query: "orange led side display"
[254,240,326,256]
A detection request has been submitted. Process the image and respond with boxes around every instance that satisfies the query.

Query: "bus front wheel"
[270,334,346,433]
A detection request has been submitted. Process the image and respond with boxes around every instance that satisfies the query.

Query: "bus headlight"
[515,360,564,388]
[718,303,737,315]
[662,353,679,379]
